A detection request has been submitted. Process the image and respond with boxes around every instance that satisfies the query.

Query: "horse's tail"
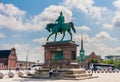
[70,22,76,33]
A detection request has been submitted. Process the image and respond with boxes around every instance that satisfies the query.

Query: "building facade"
[0,48,17,70]
[105,55,120,60]
[81,52,102,69]
[17,61,35,70]
[79,34,102,69]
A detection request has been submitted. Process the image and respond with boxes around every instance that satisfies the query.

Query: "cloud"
[95,43,113,57]
[99,0,120,30]
[112,12,120,27]
[95,32,111,39]
[0,3,25,17]
[95,31,118,42]
[12,34,23,38]
[101,0,120,29]
[64,0,120,31]
[0,3,72,31]
[113,0,120,10]
[73,33,92,44]
[95,44,120,57]
[76,25,90,31]
[0,33,5,38]
[73,33,119,58]
[0,3,27,31]
[114,47,120,53]
[73,31,118,44]
[33,37,47,44]
[64,0,107,19]
[36,5,72,23]
[102,23,113,29]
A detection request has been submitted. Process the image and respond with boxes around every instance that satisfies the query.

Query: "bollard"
[0,72,4,79]
[18,71,24,77]
[8,72,14,78]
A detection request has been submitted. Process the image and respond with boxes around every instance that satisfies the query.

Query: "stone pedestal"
[42,41,79,68]
[33,69,97,80]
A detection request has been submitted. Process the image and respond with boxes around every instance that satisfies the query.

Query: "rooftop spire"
[81,33,83,50]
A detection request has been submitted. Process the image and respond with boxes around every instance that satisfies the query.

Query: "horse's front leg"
[47,33,53,41]
[61,32,65,41]
[70,31,72,41]
[54,33,57,42]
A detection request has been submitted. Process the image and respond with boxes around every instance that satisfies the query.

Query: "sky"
[0,0,120,62]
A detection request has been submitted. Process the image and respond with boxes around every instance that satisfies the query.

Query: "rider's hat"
[60,11,63,15]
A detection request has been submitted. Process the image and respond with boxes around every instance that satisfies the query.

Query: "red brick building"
[0,48,17,70]
[81,52,102,69]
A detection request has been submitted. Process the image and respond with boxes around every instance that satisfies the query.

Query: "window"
[71,51,76,60]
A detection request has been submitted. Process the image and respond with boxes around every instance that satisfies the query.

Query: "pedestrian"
[49,68,53,78]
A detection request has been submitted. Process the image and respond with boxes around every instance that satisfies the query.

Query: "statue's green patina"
[55,11,65,33]
[46,11,76,42]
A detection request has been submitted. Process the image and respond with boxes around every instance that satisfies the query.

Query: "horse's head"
[46,24,51,32]
[46,23,56,33]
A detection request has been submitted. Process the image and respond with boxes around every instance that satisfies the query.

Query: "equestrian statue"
[46,11,76,42]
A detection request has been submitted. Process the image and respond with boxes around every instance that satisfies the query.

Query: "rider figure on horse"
[55,11,65,33]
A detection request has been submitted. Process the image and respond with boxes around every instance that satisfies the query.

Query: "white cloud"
[76,25,90,31]
[73,32,118,44]
[110,0,120,28]
[0,3,72,31]
[35,5,72,23]
[64,0,107,19]
[114,47,120,53]
[112,11,120,27]
[73,34,81,42]
[95,43,113,57]
[102,23,113,29]
[0,33,5,38]
[33,37,47,44]
[0,3,27,31]
[73,33,119,58]
[95,31,118,42]
[0,3,25,17]
[113,0,120,10]
[12,34,22,38]
[73,33,92,44]
[96,21,100,25]
[95,44,120,57]
[95,31,111,39]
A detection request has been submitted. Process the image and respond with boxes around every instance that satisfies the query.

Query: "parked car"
[31,64,42,70]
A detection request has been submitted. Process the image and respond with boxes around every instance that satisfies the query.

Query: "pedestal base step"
[63,76,98,80]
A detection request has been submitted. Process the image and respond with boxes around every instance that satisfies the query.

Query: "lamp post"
[26,50,29,70]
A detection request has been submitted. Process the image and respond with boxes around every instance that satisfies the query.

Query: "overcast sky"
[0,0,120,62]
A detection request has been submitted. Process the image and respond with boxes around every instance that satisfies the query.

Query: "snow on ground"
[0,70,120,82]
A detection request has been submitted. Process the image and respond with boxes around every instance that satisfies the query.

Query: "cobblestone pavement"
[0,70,120,82]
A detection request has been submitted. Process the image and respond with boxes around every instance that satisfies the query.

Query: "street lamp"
[26,50,29,70]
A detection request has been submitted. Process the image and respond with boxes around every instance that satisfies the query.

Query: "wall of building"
[8,54,17,70]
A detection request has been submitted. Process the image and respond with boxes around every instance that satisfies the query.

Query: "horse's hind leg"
[61,32,65,41]
[54,33,57,42]
[68,30,72,41]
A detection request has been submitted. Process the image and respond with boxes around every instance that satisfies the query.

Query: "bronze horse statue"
[46,22,76,42]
